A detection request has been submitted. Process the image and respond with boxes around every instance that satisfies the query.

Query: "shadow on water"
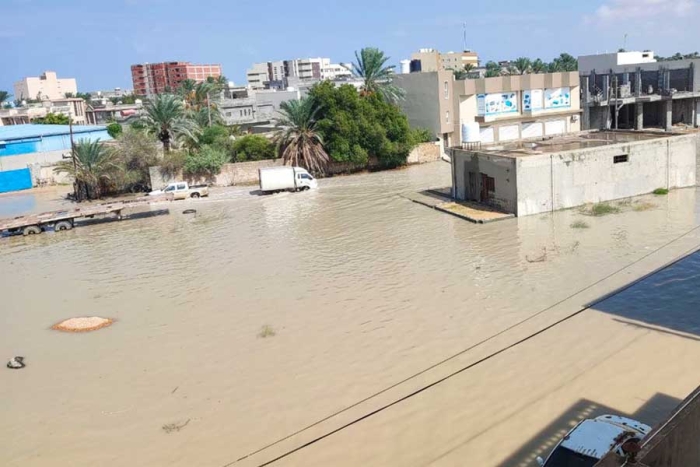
[588,249,700,338]
[494,394,681,467]
[76,209,170,226]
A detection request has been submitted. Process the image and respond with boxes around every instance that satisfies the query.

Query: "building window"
[446,111,450,123]
[444,81,449,99]
[614,155,629,164]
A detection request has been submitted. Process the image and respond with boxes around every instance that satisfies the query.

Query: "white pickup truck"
[149,182,209,200]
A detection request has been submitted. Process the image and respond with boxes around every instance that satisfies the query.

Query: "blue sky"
[2,0,699,94]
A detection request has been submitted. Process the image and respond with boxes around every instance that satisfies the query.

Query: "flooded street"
[2,162,700,467]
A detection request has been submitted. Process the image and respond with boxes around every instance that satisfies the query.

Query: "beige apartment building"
[14,71,78,101]
[395,70,581,152]
[409,49,479,73]
[0,98,88,126]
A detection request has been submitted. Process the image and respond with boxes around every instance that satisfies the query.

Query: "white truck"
[537,415,651,467]
[259,167,318,193]
[148,182,209,200]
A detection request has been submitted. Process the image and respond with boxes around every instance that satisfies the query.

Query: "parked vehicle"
[537,415,651,467]
[149,182,209,200]
[259,167,317,193]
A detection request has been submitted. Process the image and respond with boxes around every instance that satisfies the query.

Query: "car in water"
[536,415,651,467]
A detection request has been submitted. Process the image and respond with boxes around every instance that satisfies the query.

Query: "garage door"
[522,122,543,139]
[499,124,520,141]
[545,120,566,135]
[480,126,495,144]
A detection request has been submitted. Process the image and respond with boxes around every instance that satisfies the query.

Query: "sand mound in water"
[52,317,114,332]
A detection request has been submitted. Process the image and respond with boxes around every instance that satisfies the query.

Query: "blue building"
[0,124,111,193]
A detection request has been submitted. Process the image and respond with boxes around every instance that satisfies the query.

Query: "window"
[446,111,450,123]
[301,174,312,180]
[614,155,629,164]
[165,185,175,192]
[176,183,186,190]
[444,81,449,99]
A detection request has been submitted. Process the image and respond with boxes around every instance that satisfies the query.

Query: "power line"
[227,226,700,467]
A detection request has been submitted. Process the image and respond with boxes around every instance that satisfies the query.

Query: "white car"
[537,415,651,467]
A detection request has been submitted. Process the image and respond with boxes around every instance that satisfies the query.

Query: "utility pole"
[68,115,80,201]
[463,22,468,51]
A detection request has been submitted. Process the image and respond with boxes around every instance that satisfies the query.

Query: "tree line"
[451,53,578,79]
[55,48,430,200]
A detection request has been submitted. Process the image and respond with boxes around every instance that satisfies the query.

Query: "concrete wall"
[393,72,441,136]
[517,134,697,216]
[0,149,67,172]
[452,151,518,212]
[406,142,440,164]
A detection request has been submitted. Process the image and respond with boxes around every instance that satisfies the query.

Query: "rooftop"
[0,124,108,142]
[462,130,676,158]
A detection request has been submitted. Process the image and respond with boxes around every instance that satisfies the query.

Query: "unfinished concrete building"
[579,51,700,131]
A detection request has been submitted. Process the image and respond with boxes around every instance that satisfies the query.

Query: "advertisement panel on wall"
[477,93,518,116]
[523,89,543,112]
[544,87,571,109]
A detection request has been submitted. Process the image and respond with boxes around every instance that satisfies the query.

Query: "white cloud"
[595,0,696,20]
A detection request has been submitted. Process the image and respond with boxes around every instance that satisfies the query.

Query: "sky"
[2,0,700,94]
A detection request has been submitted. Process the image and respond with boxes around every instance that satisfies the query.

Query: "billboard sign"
[523,89,543,111]
[544,87,571,109]
[477,92,518,116]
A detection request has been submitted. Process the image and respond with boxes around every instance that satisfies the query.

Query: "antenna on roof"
[463,22,467,51]
[623,33,628,51]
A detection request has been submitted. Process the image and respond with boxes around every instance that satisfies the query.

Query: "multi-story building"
[0,98,88,126]
[246,58,350,89]
[14,71,78,101]
[409,49,479,73]
[130,61,222,96]
[578,50,700,131]
[219,88,301,126]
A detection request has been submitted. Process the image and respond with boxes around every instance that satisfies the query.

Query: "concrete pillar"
[603,74,610,101]
[582,105,591,130]
[664,99,673,131]
[635,102,644,130]
[582,75,591,103]
[635,68,642,97]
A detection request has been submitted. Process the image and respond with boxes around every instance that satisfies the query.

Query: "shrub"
[570,220,589,229]
[106,122,123,138]
[588,202,620,216]
[231,134,275,162]
[410,128,435,144]
[653,188,669,195]
[183,145,227,177]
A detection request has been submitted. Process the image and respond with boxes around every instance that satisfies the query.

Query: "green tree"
[485,61,502,78]
[452,64,476,80]
[531,58,548,73]
[111,128,160,191]
[0,91,11,107]
[106,122,123,138]
[141,94,198,152]
[549,53,578,72]
[351,47,405,102]
[512,57,532,75]
[54,139,118,200]
[309,81,417,169]
[33,113,70,124]
[183,145,227,177]
[275,97,329,173]
[231,135,275,162]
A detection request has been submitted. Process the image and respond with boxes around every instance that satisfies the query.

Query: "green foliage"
[33,113,70,125]
[410,128,435,144]
[110,95,138,105]
[275,98,329,173]
[549,53,578,72]
[112,128,160,191]
[231,135,275,162]
[653,188,669,195]
[570,220,590,229]
[106,122,123,138]
[141,93,198,151]
[0,91,10,105]
[451,64,477,80]
[531,58,548,74]
[183,145,227,177]
[351,47,405,102]
[309,81,416,169]
[485,61,502,78]
[512,57,532,75]
[658,52,699,61]
[53,139,119,200]
[584,202,621,216]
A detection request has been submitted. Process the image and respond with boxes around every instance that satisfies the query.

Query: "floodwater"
[2,162,700,467]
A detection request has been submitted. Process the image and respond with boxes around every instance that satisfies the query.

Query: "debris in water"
[258,325,276,338]
[182,209,197,215]
[52,317,114,332]
[162,419,190,434]
[526,247,547,263]
[7,356,25,369]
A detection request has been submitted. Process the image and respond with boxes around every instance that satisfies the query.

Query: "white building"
[14,71,78,101]
[321,62,352,80]
[246,63,270,90]
[246,57,351,88]
[578,50,656,74]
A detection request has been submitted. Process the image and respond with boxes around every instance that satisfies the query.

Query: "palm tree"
[549,53,578,72]
[352,47,405,102]
[513,57,532,75]
[485,61,502,78]
[141,94,198,152]
[452,64,477,80]
[275,98,329,174]
[0,91,11,106]
[54,139,119,200]
[531,59,547,74]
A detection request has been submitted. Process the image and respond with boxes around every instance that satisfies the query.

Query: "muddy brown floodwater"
[2,162,700,467]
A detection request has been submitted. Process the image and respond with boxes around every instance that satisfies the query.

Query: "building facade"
[578,51,700,131]
[409,49,479,73]
[219,89,301,126]
[13,71,77,101]
[130,62,222,96]
[0,98,88,126]
[245,58,350,89]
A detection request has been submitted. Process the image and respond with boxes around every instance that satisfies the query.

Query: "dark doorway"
[480,173,495,202]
